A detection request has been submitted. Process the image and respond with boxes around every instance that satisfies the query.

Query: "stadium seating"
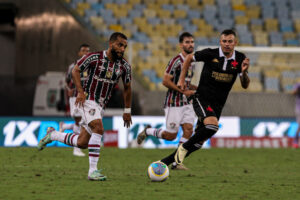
[63,0,300,93]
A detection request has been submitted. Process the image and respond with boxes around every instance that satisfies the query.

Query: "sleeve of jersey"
[76,53,97,72]
[165,58,178,75]
[194,48,212,62]
[122,63,132,84]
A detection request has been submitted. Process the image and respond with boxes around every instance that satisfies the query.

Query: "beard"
[111,48,123,61]
[183,47,194,54]
[223,51,230,56]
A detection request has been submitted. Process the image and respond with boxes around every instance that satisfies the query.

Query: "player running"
[38,32,132,181]
[137,32,197,170]
[160,29,250,167]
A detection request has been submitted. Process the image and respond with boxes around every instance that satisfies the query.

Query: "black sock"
[161,149,177,165]
[183,124,218,151]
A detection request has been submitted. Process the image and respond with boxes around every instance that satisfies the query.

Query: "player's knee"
[88,120,104,135]
[163,132,177,141]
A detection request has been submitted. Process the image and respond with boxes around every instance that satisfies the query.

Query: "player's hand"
[123,113,132,128]
[183,90,196,97]
[177,78,186,90]
[242,58,250,73]
[75,92,85,107]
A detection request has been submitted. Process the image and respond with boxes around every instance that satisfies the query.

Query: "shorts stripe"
[195,98,206,117]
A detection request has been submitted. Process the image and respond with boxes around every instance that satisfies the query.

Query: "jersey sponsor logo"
[81,55,99,68]
[212,71,233,82]
[93,75,116,84]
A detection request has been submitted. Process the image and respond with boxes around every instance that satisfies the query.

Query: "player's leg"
[87,118,106,181]
[137,107,180,144]
[72,116,85,156]
[174,99,219,165]
[161,121,202,166]
[37,123,90,151]
[81,100,106,181]
[170,123,193,170]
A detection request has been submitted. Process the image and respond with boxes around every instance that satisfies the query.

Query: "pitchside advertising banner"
[0,117,297,148]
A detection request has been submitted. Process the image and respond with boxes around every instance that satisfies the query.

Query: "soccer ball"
[147,161,169,182]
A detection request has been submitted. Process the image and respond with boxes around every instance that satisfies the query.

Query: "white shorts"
[164,104,196,133]
[69,97,83,117]
[78,100,104,125]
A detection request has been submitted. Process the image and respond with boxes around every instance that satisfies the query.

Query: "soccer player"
[59,44,90,157]
[292,82,300,148]
[160,29,250,167]
[37,32,132,181]
[137,32,197,170]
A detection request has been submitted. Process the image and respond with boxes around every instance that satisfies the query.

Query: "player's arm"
[239,58,250,89]
[72,65,86,107]
[178,53,194,90]
[122,81,132,128]
[162,73,184,93]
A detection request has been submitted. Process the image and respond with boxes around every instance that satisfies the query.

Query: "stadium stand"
[62,0,300,93]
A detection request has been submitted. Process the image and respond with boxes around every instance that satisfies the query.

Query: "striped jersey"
[164,53,195,108]
[76,50,131,107]
[66,61,88,97]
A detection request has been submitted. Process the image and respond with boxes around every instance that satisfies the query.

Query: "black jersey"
[194,47,246,107]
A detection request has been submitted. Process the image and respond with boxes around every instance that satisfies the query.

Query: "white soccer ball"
[147,161,169,182]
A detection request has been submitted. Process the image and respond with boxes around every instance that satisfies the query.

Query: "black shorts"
[192,95,223,121]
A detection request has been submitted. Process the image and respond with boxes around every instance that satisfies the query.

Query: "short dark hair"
[79,43,89,51]
[179,32,194,43]
[109,32,127,42]
[221,29,236,37]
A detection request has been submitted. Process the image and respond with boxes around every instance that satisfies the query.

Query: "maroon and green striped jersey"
[164,53,195,108]
[66,62,88,97]
[76,50,131,107]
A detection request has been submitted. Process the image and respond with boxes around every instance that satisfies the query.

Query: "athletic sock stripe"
[206,126,218,131]
[89,153,99,157]
[70,134,76,146]
[64,134,69,144]
[88,144,100,148]
[89,149,100,153]
[67,133,73,145]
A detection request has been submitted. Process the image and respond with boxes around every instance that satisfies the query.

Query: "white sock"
[88,133,102,175]
[61,123,74,130]
[50,130,78,147]
[145,128,164,138]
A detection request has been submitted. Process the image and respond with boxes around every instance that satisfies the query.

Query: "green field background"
[0,148,299,200]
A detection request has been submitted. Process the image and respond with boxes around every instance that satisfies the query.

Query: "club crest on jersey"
[231,60,238,69]
[89,109,96,116]
[83,71,88,77]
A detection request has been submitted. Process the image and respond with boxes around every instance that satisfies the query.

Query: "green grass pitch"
[0,147,299,200]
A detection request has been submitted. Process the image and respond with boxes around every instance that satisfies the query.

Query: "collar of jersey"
[219,47,236,60]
